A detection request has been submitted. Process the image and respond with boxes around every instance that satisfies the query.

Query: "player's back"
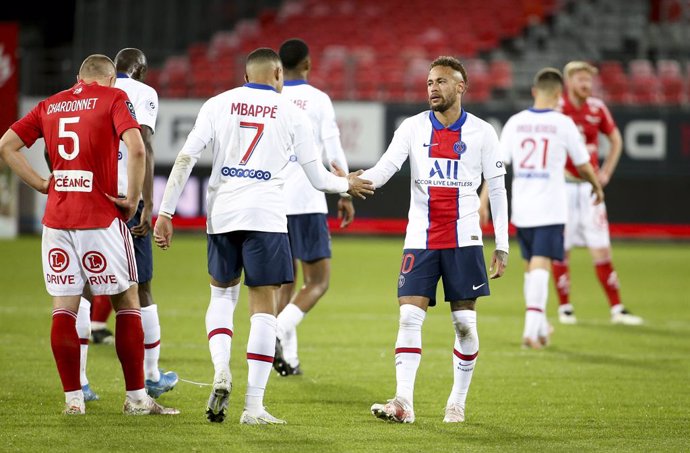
[115,75,158,196]
[281,81,336,215]
[200,83,311,234]
[501,108,588,227]
[12,81,139,229]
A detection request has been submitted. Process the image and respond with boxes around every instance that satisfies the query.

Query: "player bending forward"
[361,56,509,423]
[154,48,373,425]
[0,55,178,415]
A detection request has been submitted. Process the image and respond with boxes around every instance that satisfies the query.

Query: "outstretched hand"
[331,162,374,200]
[153,216,174,250]
[489,250,508,279]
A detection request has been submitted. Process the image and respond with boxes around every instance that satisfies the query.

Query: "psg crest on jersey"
[453,141,467,156]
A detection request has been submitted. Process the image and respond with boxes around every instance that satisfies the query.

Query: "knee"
[399,304,426,328]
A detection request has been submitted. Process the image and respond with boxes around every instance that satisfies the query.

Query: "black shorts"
[207,231,294,287]
[287,213,331,262]
[397,246,489,306]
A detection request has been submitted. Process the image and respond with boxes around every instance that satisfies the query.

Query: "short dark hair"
[533,67,563,92]
[430,56,468,85]
[279,39,309,70]
[246,47,281,66]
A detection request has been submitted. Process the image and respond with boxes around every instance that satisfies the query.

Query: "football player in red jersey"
[0,54,178,415]
[553,61,643,326]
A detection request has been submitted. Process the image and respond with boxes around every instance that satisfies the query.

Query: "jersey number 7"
[239,121,264,165]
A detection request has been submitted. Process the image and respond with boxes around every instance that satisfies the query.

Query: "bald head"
[115,48,148,81]
[245,48,283,92]
[78,54,116,86]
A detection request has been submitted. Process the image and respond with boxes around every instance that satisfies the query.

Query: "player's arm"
[108,128,145,221]
[323,135,355,227]
[575,162,604,205]
[487,175,509,279]
[130,125,154,237]
[599,127,622,187]
[0,129,50,194]
[358,119,412,188]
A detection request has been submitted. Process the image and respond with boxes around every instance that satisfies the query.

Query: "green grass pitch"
[1,235,688,452]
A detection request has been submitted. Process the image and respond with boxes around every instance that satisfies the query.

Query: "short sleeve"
[481,122,507,179]
[598,102,616,135]
[10,102,44,148]
[111,90,141,137]
[564,117,590,166]
[134,87,158,133]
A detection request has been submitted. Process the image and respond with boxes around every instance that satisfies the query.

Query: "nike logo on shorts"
[472,283,486,290]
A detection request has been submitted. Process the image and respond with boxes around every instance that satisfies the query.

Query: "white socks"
[394,304,426,405]
[448,310,478,408]
[206,285,240,375]
[245,313,277,414]
[523,269,549,341]
[277,304,305,368]
[76,298,91,387]
[141,304,161,382]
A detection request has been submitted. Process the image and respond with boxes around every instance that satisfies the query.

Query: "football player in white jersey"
[74,49,178,402]
[271,38,355,377]
[500,68,603,349]
[361,56,509,424]
[153,48,373,425]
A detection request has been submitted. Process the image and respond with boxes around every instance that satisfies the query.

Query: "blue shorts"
[207,231,294,287]
[287,214,331,262]
[516,224,565,261]
[126,200,153,284]
[397,246,489,306]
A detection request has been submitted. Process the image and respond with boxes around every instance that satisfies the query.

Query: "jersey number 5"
[58,117,80,161]
[239,121,264,165]
[519,137,549,169]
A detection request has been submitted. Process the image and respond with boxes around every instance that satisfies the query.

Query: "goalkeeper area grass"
[1,235,688,452]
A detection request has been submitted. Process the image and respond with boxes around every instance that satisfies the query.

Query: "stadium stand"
[142,0,689,107]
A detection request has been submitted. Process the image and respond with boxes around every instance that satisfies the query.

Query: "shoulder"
[465,111,497,135]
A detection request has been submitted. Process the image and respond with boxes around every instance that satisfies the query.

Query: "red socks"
[552,260,570,306]
[91,295,113,323]
[51,309,81,392]
[595,261,621,308]
[115,309,145,391]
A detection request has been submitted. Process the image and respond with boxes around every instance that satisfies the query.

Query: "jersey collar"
[116,72,130,79]
[528,107,553,113]
[284,79,308,86]
[429,109,467,131]
[244,82,278,92]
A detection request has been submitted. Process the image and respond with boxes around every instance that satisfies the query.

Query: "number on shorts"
[239,121,264,165]
[400,253,415,274]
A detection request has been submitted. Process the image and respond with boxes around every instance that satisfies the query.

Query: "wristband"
[157,211,173,220]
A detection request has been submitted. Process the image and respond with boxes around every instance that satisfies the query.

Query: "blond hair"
[563,61,598,79]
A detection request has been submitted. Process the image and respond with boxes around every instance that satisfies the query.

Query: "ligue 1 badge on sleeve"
[453,141,467,157]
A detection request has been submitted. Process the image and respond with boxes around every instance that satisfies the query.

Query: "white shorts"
[564,182,611,250]
[42,218,138,297]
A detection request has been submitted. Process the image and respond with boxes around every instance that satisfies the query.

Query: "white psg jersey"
[114,75,158,197]
[361,110,506,250]
[500,108,590,228]
[282,80,346,215]
[158,83,348,234]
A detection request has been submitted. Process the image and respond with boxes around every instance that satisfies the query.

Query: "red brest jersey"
[11,80,140,229]
[559,95,616,176]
